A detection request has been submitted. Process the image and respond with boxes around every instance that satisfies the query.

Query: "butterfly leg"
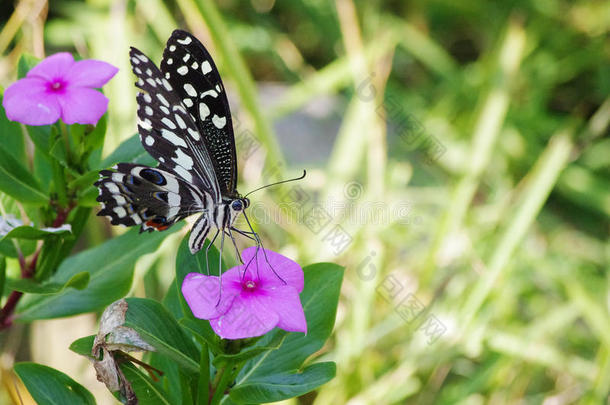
[230,227,257,242]
[216,231,225,307]
[242,212,286,284]
[205,229,220,276]
[226,227,243,264]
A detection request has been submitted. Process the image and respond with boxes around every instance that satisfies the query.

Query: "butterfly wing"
[160,30,238,198]
[95,163,209,232]
[129,47,221,202]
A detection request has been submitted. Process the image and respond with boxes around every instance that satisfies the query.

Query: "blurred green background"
[1,0,609,404]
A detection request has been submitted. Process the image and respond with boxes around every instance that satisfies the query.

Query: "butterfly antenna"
[243,170,306,198]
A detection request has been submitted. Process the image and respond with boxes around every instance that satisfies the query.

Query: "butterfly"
[95,30,260,264]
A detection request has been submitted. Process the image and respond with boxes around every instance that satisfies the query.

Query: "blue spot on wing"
[141,169,167,185]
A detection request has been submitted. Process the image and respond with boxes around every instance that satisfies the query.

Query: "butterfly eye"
[231,200,243,211]
[243,198,250,208]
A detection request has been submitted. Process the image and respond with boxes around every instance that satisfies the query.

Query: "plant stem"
[209,362,235,405]
[197,343,210,405]
[0,204,73,331]
[0,250,39,330]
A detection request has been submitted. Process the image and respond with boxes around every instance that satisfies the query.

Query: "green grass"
[1,0,609,404]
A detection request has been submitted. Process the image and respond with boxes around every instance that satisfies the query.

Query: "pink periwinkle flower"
[3,53,118,126]
[182,247,307,340]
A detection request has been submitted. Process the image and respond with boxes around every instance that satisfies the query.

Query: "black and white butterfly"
[95,30,259,259]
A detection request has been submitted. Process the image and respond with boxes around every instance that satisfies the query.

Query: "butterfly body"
[95,30,251,255]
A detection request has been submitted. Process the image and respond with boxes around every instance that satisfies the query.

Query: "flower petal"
[57,87,108,125]
[260,286,307,333]
[240,247,304,292]
[181,273,240,320]
[67,59,118,88]
[27,52,74,81]
[3,77,61,125]
[209,294,280,340]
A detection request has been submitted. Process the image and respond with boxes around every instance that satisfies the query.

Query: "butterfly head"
[230,197,250,212]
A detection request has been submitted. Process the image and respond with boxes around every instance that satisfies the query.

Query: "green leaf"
[147,351,189,405]
[0,256,6,297]
[0,142,48,205]
[100,134,156,169]
[0,95,26,163]
[69,335,96,358]
[179,318,222,355]
[0,238,36,258]
[16,225,181,320]
[229,362,336,403]
[0,225,71,241]
[122,297,200,374]
[17,54,40,78]
[213,333,287,367]
[237,263,343,381]
[14,362,95,405]
[6,271,89,294]
[119,362,173,405]
[24,125,53,159]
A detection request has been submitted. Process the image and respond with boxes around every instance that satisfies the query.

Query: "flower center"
[48,80,65,92]
[243,280,256,290]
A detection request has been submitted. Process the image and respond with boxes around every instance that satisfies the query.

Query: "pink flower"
[182,247,307,340]
[2,53,118,126]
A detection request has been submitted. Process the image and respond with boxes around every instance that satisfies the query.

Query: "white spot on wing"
[173,166,193,183]
[156,94,169,107]
[183,54,190,62]
[113,206,127,218]
[161,129,187,148]
[113,195,126,205]
[169,45,176,52]
[177,37,192,45]
[105,183,119,194]
[201,89,218,98]
[138,118,152,130]
[187,128,200,140]
[173,148,194,170]
[174,114,186,129]
[183,98,193,107]
[168,192,181,207]
[212,115,226,129]
[183,83,196,97]
[199,102,210,120]
[162,117,176,129]
[177,66,188,75]
[145,135,154,146]
[201,61,212,74]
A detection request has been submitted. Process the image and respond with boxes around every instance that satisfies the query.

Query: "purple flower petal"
[181,273,240,320]
[3,77,61,125]
[240,247,304,292]
[209,294,280,340]
[67,60,118,88]
[27,53,73,81]
[57,87,108,125]
[260,286,307,333]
